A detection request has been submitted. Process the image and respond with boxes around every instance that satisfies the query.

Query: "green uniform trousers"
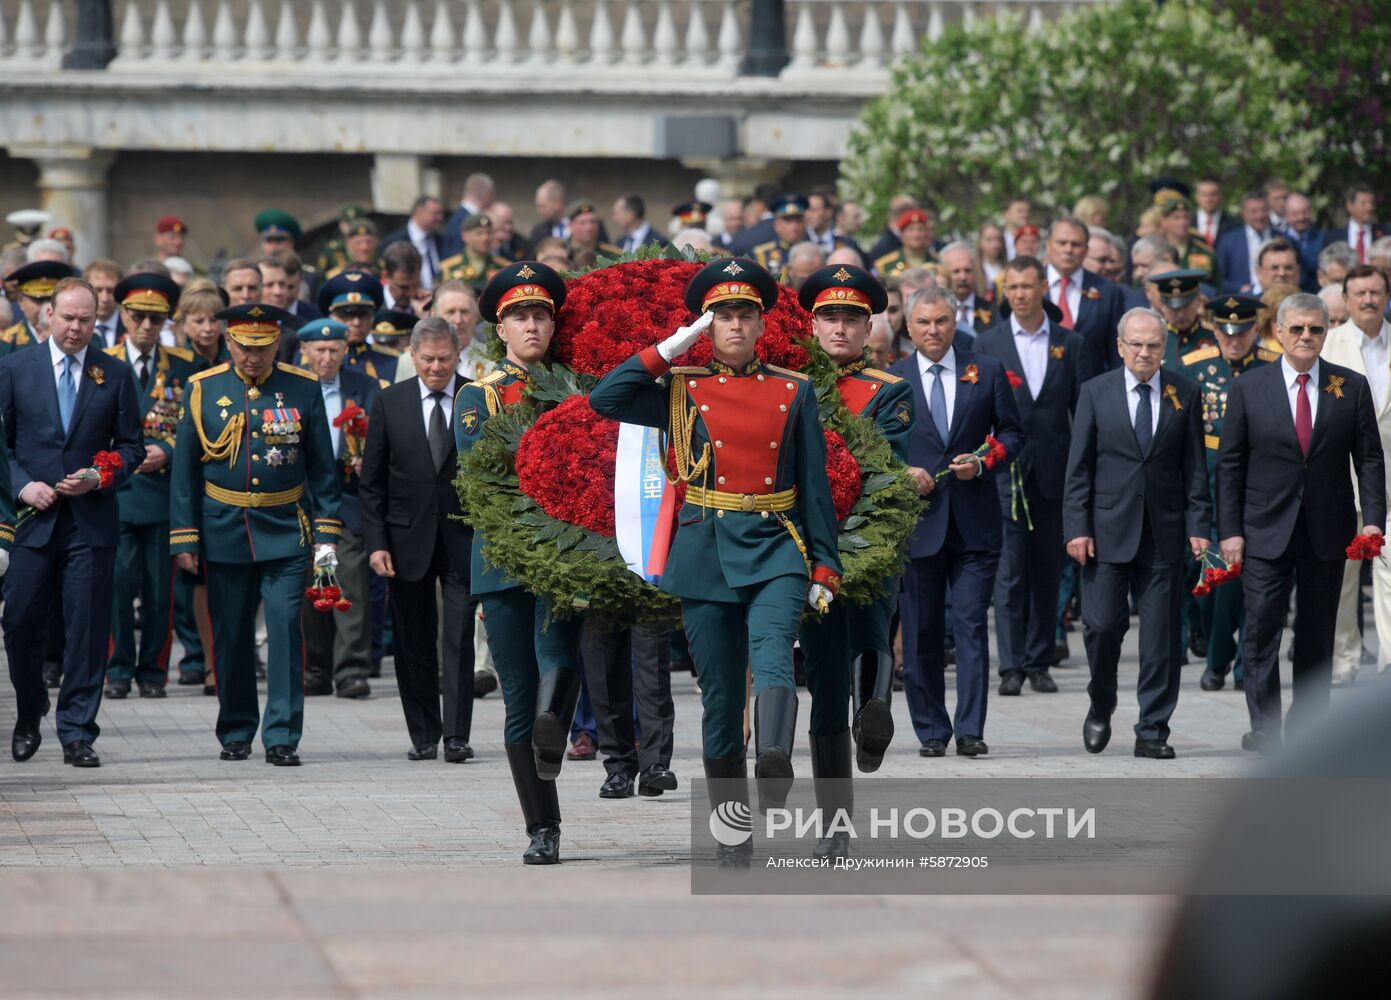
[1199,525,1245,680]
[301,529,371,685]
[799,591,894,736]
[207,556,308,749]
[172,568,204,679]
[480,589,583,745]
[108,521,174,686]
[682,573,805,759]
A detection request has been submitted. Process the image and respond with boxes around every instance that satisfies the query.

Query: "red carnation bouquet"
[1006,370,1024,390]
[824,430,862,522]
[305,565,351,613]
[1192,549,1241,597]
[333,402,370,477]
[16,450,124,528]
[1347,532,1386,561]
[933,435,1008,483]
[551,258,811,378]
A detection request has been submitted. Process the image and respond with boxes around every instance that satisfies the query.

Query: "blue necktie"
[929,363,949,442]
[59,355,76,433]
[1135,383,1153,455]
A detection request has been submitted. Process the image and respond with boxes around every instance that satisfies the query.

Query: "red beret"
[156,215,188,235]
[896,208,930,231]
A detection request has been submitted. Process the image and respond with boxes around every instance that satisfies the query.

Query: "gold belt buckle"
[740,494,756,512]
[249,493,262,508]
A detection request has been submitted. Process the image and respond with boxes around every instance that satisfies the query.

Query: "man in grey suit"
[1064,307,1211,759]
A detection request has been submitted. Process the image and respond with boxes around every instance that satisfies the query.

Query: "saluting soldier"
[318,271,399,386]
[1152,269,1218,371]
[438,214,510,291]
[0,261,79,356]
[455,261,584,865]
[874,208,940,280]
[796,263,912,859]
[1181,294,1277,692]
[590,258,843,868]
[170,304,343,766]
[752,194,810,281]
[103,273,201,699]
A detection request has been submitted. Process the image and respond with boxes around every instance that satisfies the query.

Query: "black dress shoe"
[473,671,498,698]
[444,738,475,763]
[638,764,678,796]
[335,677,371,699]
[599,771,635,799]
[104,679,131,699]
[407,742,438,761]
[998,669,1024,696]
[368,662,382,679]
[303,676,333,697]
[11,720,41,762]
[137,682,166,699]
[62,741,101,767]
[852,698,894,773]
[919,739,947,757]
[1083,709,1112,754]
[1199,668,1226,691]
[1189,632,1208,658]
[177,671,205,686]
[955,736,989,756]
[220,742,251,761]
[265,745,301,766]
[1052,640,1070,665]
[43,664,62,688]
[1233,675,1245,691]
[1029,671,1058,693]
[203,683,218,697]
[522,824,561,865]
[1134,738,1176,760]
[1241,730,1278,754]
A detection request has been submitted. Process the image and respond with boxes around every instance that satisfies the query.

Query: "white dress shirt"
[420,375,457,436]
[408,219,438,290]
[1009,312,1051,397]
[124,337,155,377]
[1244,225,1271,285]
[1123,367,1162,437]
[1281,356,1320,428]
[49,339,88,398]
[1359,321,1391,410]
[1348,222,1373,261]
[917,345,958,427]
[95,315,119,349]
[1196,210,1221,244]
[622,223,652,253]
[1045,264,1082,324]
[321,376,344,455]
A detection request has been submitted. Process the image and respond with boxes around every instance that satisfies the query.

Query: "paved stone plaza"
[0,627,1361,998]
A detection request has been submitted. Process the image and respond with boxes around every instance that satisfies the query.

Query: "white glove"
[807,584,834,613]
[0,549,9,578]
[313,544,338,569]
[656,311,714,362]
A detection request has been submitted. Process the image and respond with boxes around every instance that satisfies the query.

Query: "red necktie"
[1057,275,1075,329]
[1204,219,1215,245]
[1295,372,1312,455]
[1356,226,1367,264]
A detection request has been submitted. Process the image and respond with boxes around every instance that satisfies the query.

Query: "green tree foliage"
[841,0,1321,234]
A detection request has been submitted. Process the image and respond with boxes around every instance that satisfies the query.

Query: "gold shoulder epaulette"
[864,367,903,384]
[0,323,19,344]
[1256,346,1282,362]
[103,343,124,359]
[277,361,317,380]
[670,366,709,376]
[325,264,346,280]
[189,362,230,382]
[439,252,464,272]
[873,250,901,270]
[163,345,195,362]
[1181,345,1220,366]
[468,370,507,389]
[599,242,623,256]
[766,365,809,382]
[374,345,402,358]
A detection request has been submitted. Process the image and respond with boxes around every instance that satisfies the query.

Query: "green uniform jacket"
[170,361,342,562]
[589,347,843,602]
[835,362,913,464]
[104,344,202,527]
[1163,321,1218,372]
[1179,340,1280,481]
[0,319,36,359]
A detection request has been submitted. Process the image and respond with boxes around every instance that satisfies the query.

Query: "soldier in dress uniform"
[590,258,843,867]
[874,208,940,279]
[254,209,302,259]
[752,194,810,281]
[454,261,583,865]
[170,303,342,766]
[795,263,912,858]
[565,200,623,264]
[371,308,417,353]
[1152,269,1217,371]
[317,271,398,386]
[103,273,201,699]
[1181,294,1277,692]
[316,204,368,278]
[438,214,510,291]
[1153,192,1220,288]
[0,261,79,356]
[324,218,381,282]
[673,201,713,231]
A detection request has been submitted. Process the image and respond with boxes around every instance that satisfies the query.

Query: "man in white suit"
[1321,265,1391,685]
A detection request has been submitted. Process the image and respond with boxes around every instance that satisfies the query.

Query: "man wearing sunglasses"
[1216,293,1386,754]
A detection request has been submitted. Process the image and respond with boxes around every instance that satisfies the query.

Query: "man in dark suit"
[1,277,144,766]
[611,194,669,255]
[940,242,996,334]
[976,256,1096,696]
[381,196,446,291]
[1280,192,1325,293]
[1193,177,1241,248]
[1065,307,1211,759]
[1217,292,1386,752]
[361,316,478,763]
[891,286,1024,756]
[1324,183,1385,267]
[1044,217,1127,372]
[1215,192,1275,293]
[441,173,495,259]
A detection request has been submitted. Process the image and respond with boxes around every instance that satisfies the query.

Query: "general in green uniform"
[455,261,581,866]
[104,274,201,698]
[438,213,510,291]
[170,303,342,766]
[1180,294,1276,691]
[1152,269,1218,372]
[590,258,843,867]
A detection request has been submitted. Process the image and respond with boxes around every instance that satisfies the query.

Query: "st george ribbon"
[614,423,676,584]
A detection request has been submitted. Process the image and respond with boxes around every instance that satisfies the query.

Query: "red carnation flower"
[516,396,621,536]
[1006,370,1024,390]
[823,430,862,522]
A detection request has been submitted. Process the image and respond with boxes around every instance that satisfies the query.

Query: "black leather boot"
[505,743,562,865]
[852,650,895,773]
[703,755,753,869]
[532,668,582,780]
[809,729,854,860]
[754,686,798,813]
